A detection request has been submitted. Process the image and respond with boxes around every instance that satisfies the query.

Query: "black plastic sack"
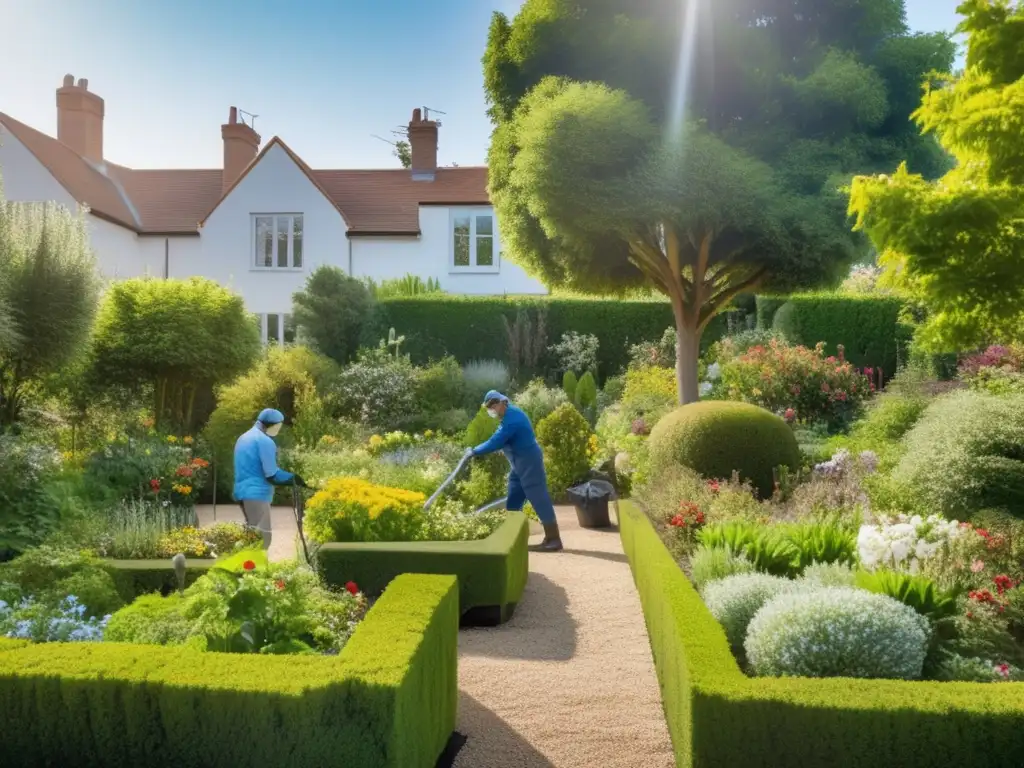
[566,479,616,529]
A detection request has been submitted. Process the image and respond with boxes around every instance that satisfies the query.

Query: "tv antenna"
[238,109,259,132]
[422,106,446,125]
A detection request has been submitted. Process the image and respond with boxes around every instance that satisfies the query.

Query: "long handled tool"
[291,482,313,566]
[423,452,507,515]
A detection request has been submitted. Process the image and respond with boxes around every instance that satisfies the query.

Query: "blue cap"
[257,408,285,425]
[482,390,508,406]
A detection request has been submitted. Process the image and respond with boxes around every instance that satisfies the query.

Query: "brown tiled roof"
[1,114,490,236]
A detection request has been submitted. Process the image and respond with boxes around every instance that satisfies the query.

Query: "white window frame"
[260,313,294,346]
[449,208,500,274]
[251,213,304,271]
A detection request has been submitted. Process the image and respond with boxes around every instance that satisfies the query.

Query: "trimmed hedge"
[104,558,216,603]
[318,512,529,625]
[372,296,728,377]
[0,572,459,768]
[619,501,1024,768]
[770,294,910,379]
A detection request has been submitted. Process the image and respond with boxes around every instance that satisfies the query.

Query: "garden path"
[452,505,675,768]
[195,505,299,563]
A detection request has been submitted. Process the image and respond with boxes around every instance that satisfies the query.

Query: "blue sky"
[0,0,963,170]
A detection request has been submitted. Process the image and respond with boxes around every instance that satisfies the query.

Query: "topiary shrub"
[536,403,597,498]
[701,573,797,648]
[575,371,598,411]
[291,265,374,365]
[893,391,1024,518]
[515,379,569,425]
[647,401,800,497]
[745,587,930,679]
[102,593,193,645]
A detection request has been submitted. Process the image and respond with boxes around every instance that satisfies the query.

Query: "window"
[450,209,499,272]
[253,214,303,269]
[260,313,296,346]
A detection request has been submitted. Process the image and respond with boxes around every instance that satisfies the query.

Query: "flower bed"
[317,512,529,625]
[619,501,1024,767]
[0,572,459,768]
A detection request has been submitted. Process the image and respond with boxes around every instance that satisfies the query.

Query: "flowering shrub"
[536,403,598,497]
[857,514,964,574]
[85,432,211,506]
[702,573,799,648]
[745,587,931,679]
[516,379,569,425]
[719,339,871,429]
[305,477,425,543]
[958,344,1024,395]
[921,520,1023,593]
[549,331,599,375]
[154,523,261,559]
[0,546,123,619]
[333,346,417,431]
[934,652,1024,683]
[0,595,110,643]
[628,327,678,369]
[419,498,505,542]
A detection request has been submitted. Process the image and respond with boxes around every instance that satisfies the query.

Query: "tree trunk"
[670,297,703,405]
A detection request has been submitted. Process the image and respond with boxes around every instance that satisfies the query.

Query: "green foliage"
[701,572,797,648]
[292,265,374,364]
[648,402,801,498]
[697,520,856,578]
[575,371,598,411]
[514,379,569,425]
[410,356,466,429]
[205,345,336,480]
[745,588,931,679]
[619,501,1024,768]
[0,201,100,427]
[0,573,459,768]
[332,345,418,432]
[849,1,1024,351]
[893,390,1024,517]
[372,295,728,379]
[317,514,528,621]
[461,359,510,403]
[854,569,959,621]
[689,546,755,592]
[0,546,123,618]
[562,370,577,401]
[535,403,595,496]
[365,274,442,300]
[103,593,193,645]
[0,437,62,557]
[91,278,260,431]
[771,294,909,378]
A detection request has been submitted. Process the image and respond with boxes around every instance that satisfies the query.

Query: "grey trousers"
[240,499,272,550]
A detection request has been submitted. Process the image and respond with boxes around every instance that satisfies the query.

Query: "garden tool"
[423,451,507,515]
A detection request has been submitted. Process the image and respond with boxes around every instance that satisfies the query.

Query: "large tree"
[849,0,1024,351]
[484,0,956,402]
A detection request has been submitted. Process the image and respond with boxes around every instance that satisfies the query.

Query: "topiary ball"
[745,587,930,680]
[647,401,800,497]
[701,572,798,648]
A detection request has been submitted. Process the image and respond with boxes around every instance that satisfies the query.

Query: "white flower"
[706,362,721,381]
[699,381,713,397]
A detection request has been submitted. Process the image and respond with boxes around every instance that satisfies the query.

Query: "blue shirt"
[233,425,293,502]
[472,404,544,465]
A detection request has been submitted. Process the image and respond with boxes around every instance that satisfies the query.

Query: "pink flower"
[996,664,1010,679]
[971,560,985,573]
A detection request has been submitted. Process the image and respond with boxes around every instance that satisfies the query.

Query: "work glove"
[293,474,309,489]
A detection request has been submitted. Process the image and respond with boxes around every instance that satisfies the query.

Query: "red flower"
[997,664,1011,679]
[345,581,359,595]
[243,560,256,571]
[149,478,161,491]
[175,465,194,478]
[275,579,286,591]
[993,575,1015,595]
[669,514,686,527]
[707,480,721,493]
[976,529,991,539]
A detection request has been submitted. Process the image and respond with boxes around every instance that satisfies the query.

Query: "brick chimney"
[56,74,104,163]
[408,108,438,180]
[221,107,261,192]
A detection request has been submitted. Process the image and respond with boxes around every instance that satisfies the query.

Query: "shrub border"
[317,512,529,626]
[0,572,459,768]
[103,557,217,602]
[618,500,1024,768]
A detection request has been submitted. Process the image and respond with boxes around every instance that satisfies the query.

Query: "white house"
[0,75,547,343]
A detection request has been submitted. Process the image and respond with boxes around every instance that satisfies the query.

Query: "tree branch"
[698,268,767,330]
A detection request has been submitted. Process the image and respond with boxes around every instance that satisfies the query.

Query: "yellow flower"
[423,430,435,439]
[751,388,762,397]
[183,436,194,445]
[166,435,178,444]
[368,435,384,450]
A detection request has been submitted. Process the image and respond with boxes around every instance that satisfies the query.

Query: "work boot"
[530,522,563,552]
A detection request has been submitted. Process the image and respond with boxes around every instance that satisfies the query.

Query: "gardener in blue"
[467,390,563,552]
[233,408,306,550]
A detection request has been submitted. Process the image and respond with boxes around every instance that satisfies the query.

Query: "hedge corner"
[317,512,529,626]
[618,500,1024,768]
[0,572,459,768]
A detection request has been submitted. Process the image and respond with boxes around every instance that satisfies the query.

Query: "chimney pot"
[408,107,439,180]
[56,76,104,162]
[221,108,261,192]
[412,108,422,122]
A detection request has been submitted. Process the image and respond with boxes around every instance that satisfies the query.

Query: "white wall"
[0,128,76,206]
[351,206,547,295]
[196,142,348,315]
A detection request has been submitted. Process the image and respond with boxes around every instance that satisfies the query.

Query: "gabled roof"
[0,112,491,236]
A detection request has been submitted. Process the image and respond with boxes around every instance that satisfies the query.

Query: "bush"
[562,370,578,401]
[893,391,1024,518]
[575,371,598,411]
[628,327,677,368]
[90,277,260,431]
[102,593,192,645]
[719,338,872,429]
[205,345,336,481]
[413,356,466,416]
[371,296,728,377]
[536,403,597,497]
[0,437,62,557]
[0,573,459,768]
[548,331,599,375]
[332,346,417,431]
[770,293,908,380]
[0,546,123,618]
[800,562,857,587]
[292,265,374,365]
[689,546,755,591]
[701,573,797,648]
[305,477,425,543]
[515,379,569,424]
[462,359,509,403]
[744,587,931,679]
[648,402,800,498]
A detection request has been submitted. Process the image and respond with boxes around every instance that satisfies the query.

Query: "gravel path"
[195,504,298,562]
[453,506,675,768]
